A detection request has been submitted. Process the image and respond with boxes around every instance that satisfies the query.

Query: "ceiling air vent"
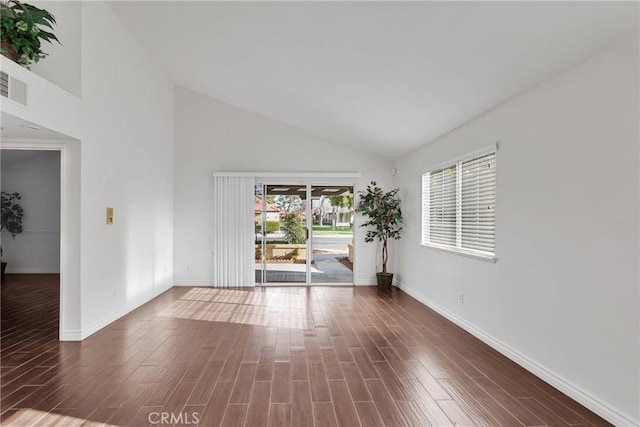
[0,71,8,98]
[0,71,27,106]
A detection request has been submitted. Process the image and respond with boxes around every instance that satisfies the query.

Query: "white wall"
[30,1,82,97]
[1,150,60,273]
[393,36,639,426]
[174,87,394,286]
[1,1,174,341]
[78,2,174,337]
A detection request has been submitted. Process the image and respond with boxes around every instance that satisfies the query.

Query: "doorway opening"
[1,149,61,344]
[254,183,354,286]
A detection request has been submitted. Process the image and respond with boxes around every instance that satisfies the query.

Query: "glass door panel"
[254,184,266,284]
[262,184,308,285]
[310,185,354,285]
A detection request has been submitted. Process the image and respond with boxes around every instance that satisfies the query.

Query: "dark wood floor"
[1,274,611,427]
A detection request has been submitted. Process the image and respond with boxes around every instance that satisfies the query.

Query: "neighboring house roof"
[255,196,281,213]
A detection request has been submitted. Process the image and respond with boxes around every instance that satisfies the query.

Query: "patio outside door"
[254,183,354,286]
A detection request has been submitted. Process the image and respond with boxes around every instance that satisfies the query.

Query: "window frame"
[420,143,498,263]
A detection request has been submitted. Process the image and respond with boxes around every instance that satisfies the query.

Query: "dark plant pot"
[1,262,7,282]
[1,40,20,62]
[376,272,393,291]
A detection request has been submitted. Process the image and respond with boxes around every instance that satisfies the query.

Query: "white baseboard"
[174,280,255,287]
[59,329,82,341]
[394,280,638,427]
[5,268,60,274]
[175,280,375,287]
[355,278,377,286]
[174,280,215,286]
[79,283,173,340]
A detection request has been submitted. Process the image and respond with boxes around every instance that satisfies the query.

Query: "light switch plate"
[106,207,114,225]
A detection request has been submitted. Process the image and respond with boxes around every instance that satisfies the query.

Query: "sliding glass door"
[255,182,354,286]
[309,185,354,285]
[255,184,309,285]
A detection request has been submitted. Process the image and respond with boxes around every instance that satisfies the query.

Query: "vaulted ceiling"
[109,1,638,159]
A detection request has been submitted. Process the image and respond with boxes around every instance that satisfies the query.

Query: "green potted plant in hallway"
[0,0,60,68]
[356,181,403,291]
[1,191,24,280]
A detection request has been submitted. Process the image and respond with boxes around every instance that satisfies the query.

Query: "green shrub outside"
[266,221,280,233]
[255,221,281,233]
[282,214,305,244]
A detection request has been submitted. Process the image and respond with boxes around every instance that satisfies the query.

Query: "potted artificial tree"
[1,191,24,280]
[356,181,403,291]
[0,0,60,69]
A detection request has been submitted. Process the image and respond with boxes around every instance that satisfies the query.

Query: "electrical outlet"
[459,293,464,304]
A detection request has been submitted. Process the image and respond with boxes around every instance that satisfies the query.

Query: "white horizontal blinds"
[428,164,457,246]
[461,152,496,253]
[421,173,430,244]
[421,148,497,257]
[213,176,255,287]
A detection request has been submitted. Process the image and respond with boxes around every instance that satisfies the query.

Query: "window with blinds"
[421,150,496,258]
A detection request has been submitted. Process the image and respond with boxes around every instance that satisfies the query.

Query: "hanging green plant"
[0,0,60,68]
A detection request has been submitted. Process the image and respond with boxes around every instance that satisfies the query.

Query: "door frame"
[308,182,356,286]
[250,173,360,287]
[1,139,82,340]
[255,181,311,286]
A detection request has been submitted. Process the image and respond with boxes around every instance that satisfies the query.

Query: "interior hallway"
[1,277,611,426]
